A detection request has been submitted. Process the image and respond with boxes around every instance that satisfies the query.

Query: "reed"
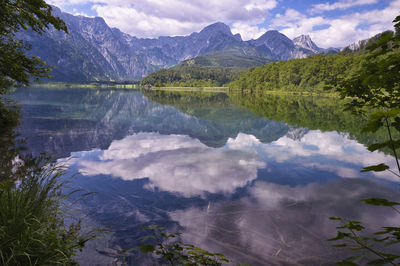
[0,163,93,265]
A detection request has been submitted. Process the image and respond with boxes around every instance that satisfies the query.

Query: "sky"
[47,0,399,48]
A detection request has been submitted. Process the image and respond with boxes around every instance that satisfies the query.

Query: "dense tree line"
[229,53,366,92]
[229,31,395,93]
[140,65,243,87]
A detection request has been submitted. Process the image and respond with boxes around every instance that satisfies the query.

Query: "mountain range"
[20,6,337,82]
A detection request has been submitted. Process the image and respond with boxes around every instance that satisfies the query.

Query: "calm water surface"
[10,87,400,265]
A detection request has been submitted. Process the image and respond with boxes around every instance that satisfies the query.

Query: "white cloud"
[49,0,277,38]
[47,0,92,7]
[47,0,397,47]
[72,8,92,17]
[231,22,267,40]
[309,0,379,14]
[272,1,398,48]
[91,4,205,38]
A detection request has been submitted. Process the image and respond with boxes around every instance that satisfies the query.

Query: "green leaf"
[361,119,383,133]
[368,140,400,152]
[392,117,400,132]
[367,142,389,152]
[361,198,400,206]
[370,111,387,120]
[360,163,389,172]
[332,244,347,247]
[387,108,400,117]
[375,226,400,239]
[328,231,351,241]
[139,244,155,253]
[120,248,132,254]
[347,223,364,231]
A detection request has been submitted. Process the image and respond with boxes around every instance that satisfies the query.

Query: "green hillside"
[229,31,394,93]
[140,65,243,87]
[140,49,276,87]
[179,50,272,69]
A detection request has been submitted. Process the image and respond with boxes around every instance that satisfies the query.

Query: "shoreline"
[147,86,228,92]
[27,83,339,97]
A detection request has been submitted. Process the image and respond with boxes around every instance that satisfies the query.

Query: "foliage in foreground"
[0,161,94,265]
[138,225,229,265]
[0,0,67,94]
[328,15,400,265]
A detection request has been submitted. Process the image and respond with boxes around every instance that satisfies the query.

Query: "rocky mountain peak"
[199,22,232,36]
[258,30,292,42]
[234,33,242,41]
[20,7,335,82]
[293,35,321,53]
[256,30,294,48]
[251,30,295,60]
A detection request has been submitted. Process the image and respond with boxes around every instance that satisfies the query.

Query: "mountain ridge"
[20,6,329,82]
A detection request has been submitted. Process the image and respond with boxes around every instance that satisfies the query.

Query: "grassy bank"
[0,162,94,265]
[228,89,340,97]
[147,86,228,92]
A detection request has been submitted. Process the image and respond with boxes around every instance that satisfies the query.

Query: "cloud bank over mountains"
[47,0,397,48]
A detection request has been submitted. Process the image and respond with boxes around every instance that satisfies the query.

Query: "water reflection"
[10,87,292,157]
[228,131,397,182]
[7,87,400,265]
[72,132,265,197]
[71,130,397,201]
[171,178,400,265]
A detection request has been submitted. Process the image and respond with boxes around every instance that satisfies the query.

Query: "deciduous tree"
[0,0,67,93]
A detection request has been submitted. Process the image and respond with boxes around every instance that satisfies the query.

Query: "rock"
[19,6,328,82]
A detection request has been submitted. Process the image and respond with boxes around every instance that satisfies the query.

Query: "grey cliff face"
[251,30,296,60]
[19,6,327,82]
[293,35,321,53]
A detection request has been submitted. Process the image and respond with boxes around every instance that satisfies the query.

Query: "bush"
[0,163,93,265]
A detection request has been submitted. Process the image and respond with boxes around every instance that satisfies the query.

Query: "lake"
[8,87,400,265]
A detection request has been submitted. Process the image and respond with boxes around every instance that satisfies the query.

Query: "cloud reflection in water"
[74,132,265,197]
[228,131,397,181]
[69,129,398,200]
[169,179,400,265]
[65,129,400,264]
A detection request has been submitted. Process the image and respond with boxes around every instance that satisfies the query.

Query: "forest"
[140,31,392,91]
[228,31,394,93]
[228,53,362,92]
[140,65,243,87]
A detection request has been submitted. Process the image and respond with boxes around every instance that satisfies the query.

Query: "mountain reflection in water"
[9,87,400,265]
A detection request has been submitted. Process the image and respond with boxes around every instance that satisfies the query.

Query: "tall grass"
[0,163,93,265]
